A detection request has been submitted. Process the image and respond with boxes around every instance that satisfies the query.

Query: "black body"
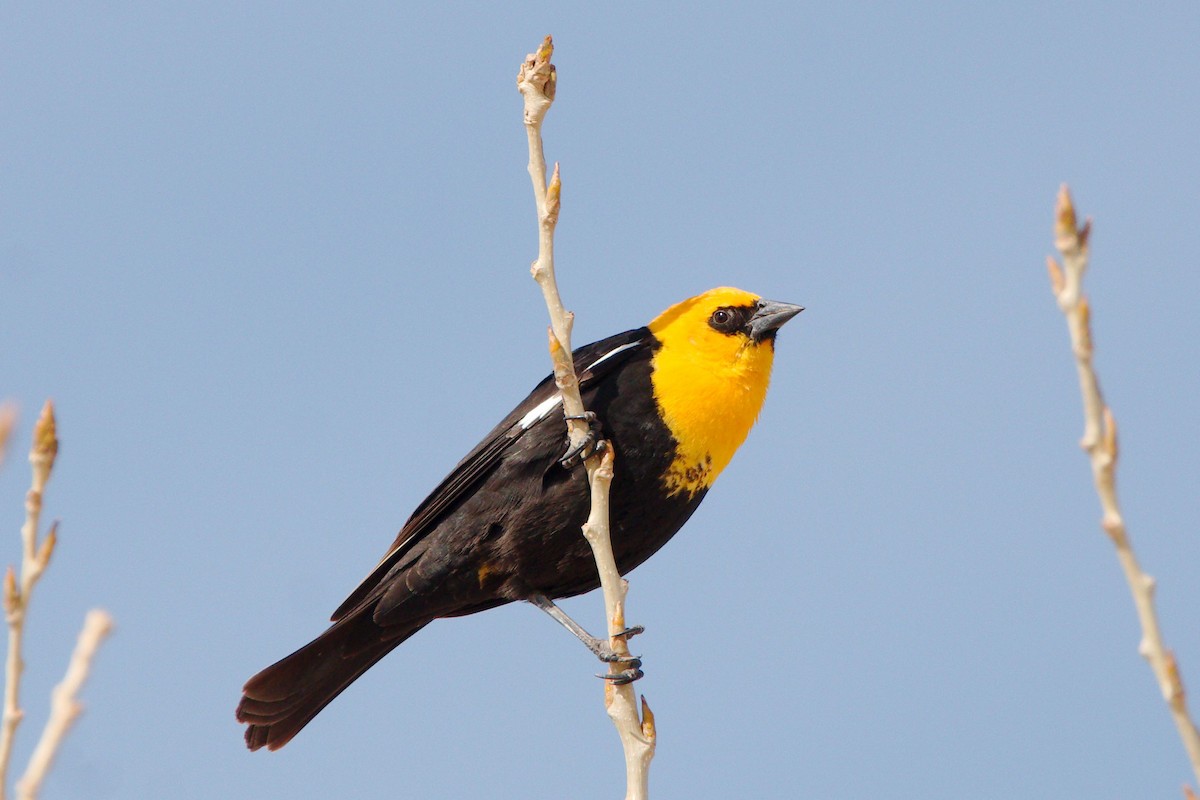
[238,328,705,750]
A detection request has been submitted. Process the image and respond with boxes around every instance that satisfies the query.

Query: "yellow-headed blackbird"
[237,287,802,750]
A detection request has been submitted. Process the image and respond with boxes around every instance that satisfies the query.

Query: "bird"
[236,286,802,751]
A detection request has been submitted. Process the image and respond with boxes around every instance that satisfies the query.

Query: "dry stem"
[518,36,655,799]
[15,609,112,800]
[584,450,655,798]
[0,402,59,798]
[1047,185,1200,788]
[0,407,15,471]
[0,403,112,799]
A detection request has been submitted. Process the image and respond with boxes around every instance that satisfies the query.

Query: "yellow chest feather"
[649,338,773,496]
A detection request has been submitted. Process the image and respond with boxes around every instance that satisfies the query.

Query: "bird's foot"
[559,412,606,469]
[590,635,644,684]
[597,666,644,685]
[593,627,645,682]
[525,592,645,683]
[581,633,642,666]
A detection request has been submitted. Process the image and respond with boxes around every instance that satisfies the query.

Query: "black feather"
[237,327,706,750]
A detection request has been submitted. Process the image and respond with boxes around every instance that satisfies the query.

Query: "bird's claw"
[597,667,644,685]
[597,650,642,668]
[615,625,644,640]
[589,635,643,681]
[559,412,605,469]
[584,634,642,666]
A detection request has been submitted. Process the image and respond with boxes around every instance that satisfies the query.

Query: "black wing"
[330,327,651,620]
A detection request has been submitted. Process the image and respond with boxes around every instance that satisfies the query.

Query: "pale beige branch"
[1048,184,1200,788]
[0,406,15,471]
[0,401,58,800]
[584,450,655,798]
[518,36,655,799]
[15,609,113,800]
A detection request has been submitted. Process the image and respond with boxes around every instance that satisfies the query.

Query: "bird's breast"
[648,350,773,497]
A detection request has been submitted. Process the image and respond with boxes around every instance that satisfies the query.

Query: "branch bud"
[534,36,556,100]
[31,399,58,486]
[3,566,18,615]
[1165,650,1186,704]
[547,326,565,359]
[609,605,626,638]
[517,35,557,121]
[1054,184,1078,250]
[545,163,562,225]
[640,695,656,740]
[596,446,615,481]
[1045,256,1065,297]
[0,403,15,467]
[37,521,58,569]
[549,325,579,398]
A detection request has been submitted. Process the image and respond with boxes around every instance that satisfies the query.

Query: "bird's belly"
[504,475,706,600]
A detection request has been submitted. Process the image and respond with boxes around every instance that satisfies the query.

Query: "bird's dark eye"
[709,307,739,333]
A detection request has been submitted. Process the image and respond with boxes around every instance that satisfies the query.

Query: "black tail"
[237,609,427,751]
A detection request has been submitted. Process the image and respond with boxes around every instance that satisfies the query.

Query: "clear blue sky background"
[3,4,1199,798]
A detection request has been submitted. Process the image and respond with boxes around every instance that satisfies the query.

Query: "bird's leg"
[527,592,644,684]
[559,412,606,469]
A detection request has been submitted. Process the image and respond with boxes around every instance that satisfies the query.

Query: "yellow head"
[647,287,802,496]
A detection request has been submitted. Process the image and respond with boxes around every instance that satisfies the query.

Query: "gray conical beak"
[748,299,804,342]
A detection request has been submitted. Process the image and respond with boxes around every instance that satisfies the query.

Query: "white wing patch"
[584,341,641,372]
[518,393,563,429]
[515,341,642,430]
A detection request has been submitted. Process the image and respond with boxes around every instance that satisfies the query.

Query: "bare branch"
[518,36,655,799]
[15,609,113,800]
[0,406,15,471]
[584,450,654,798]
[0,401,59,798]
[1048,185,1200,787]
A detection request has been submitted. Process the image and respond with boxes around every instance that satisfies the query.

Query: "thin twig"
[583,449,655,798]
[1047,184,1200,790]
[15,609,113,800]
[518,36,655,800]
[0,406,15,471]
[0,402,59,799]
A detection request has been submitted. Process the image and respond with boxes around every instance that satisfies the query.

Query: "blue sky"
[2,3,1199,798]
